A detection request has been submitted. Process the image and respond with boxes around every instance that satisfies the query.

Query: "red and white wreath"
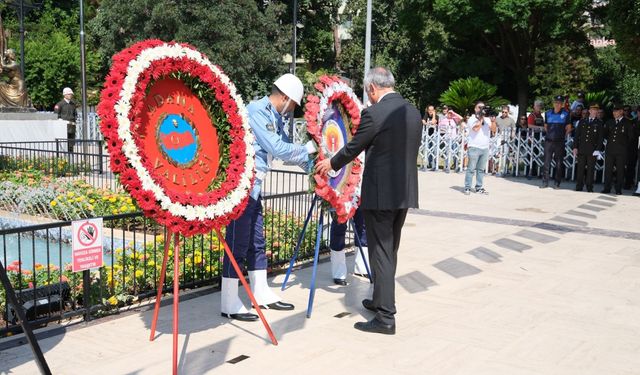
[305,75,364,223]
[97,40,255,236]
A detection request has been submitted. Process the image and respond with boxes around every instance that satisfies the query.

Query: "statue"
[0,12,32,110]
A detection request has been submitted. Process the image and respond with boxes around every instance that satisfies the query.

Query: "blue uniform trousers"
[222,196,267,278]
[330,208,367,251]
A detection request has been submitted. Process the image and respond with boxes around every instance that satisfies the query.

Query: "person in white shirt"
[464,101,496,195]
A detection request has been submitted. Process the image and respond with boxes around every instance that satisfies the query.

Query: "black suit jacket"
[330,92,422,210]
[603,118,634,155]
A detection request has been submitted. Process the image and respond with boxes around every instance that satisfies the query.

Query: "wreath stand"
[280,195,372,318]
[148,228,277,375]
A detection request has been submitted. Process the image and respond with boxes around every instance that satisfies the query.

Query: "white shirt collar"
[377,91,395,103]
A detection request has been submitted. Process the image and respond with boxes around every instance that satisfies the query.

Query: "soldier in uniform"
[53,87,77,152]
[220,74,317,321]
[623,105,638,190]
[541,95,572,189]
[572,103,603,192]
[602,104,635,195]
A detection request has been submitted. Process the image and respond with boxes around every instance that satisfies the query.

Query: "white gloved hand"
[592,151,603,160]
[305,140,317,154]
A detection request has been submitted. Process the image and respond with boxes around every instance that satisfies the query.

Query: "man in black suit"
[602,104,635,195]
[317,67,422,335]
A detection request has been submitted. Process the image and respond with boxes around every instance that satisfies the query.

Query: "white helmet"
[63,87,74,95]
[273,73,304,106]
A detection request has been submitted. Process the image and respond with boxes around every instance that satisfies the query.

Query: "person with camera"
[53,87,77,153]
[541,95,572,189]
[463,101,495,195]
[573,103,604,192]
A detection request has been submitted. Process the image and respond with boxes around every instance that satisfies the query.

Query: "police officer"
[221,74,317,321]
[541,95,572,189]
[572,103,603,192]
[53,87,77,153]
[602,104,635,195]
[329,208,369,285]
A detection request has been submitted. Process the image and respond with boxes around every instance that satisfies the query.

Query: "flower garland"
[97,40,255,236]
[305,75,364,223]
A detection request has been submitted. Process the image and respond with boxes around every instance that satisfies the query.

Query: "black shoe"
[552,183,560,190]
[601,189,611,194]
[362,299,376,312]
[633,192,640,197]
[353,272,369,278]
[333,278,347,286]
[575,186,583,192]
[540,183,549,189]
[587,186,594,193]
[221,312,259,322]
[354,318,396,335]
[259,301,295,311]
[615,191,622,195]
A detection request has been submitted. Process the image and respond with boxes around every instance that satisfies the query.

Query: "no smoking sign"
[72,218,104,272]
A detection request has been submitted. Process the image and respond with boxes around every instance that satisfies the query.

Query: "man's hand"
[316,158,333,175]
[572,148,578,157]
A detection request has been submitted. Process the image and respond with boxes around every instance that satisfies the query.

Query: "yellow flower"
[50,200,57,207]
[67,192,75,197]
[194,255,202,265]
[112,209,119,215]
[147,260,155,267]
[75,197,83,202]
[126,197,133,204]
[102,196,109,201]
[89,199,95,203]
[109,197,117,203]
[135,269,144,278]
[120,205,128,212]
[87,204,94,210]
[107,296,118,305]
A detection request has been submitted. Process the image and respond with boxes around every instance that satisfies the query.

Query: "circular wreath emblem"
[97,40,255,236]
[305,75,364,223]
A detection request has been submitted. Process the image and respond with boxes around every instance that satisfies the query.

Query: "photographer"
[463,101,496,195]
[541,95,572,189]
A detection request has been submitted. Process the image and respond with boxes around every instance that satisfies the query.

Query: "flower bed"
[0,171,138,222]
[0,155,91,177]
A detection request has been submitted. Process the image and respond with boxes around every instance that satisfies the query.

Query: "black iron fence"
[0,139,117,191]
[0,170,344,337]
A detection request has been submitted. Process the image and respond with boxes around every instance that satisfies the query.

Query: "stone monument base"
[0,111,67,144]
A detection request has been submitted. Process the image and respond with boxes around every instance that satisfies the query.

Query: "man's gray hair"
[534,99,544,107]
[364,67,395,89]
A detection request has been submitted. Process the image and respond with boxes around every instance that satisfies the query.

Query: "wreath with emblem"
[305,75,364,223]
[97,40,255,235]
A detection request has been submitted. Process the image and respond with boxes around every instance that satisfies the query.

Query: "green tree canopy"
[89,0,289,100]
[608,0,640,71]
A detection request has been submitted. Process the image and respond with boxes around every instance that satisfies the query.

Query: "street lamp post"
[363,0,372,104]
[291,0,298,75]
[79,0,88,156]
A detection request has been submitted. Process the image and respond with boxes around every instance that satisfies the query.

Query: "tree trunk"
[333,24,341,70]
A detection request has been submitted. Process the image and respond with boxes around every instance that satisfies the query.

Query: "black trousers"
[543,140,565,184]
[604,152,627,193]
[575,152,597,190]
[362,208,408,325]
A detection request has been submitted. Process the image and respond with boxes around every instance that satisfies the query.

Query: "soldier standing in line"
[602,104,635,195]
[53,87,77,153]
[572,103,604,193]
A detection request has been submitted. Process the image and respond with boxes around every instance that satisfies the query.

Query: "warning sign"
[72,218,103,272]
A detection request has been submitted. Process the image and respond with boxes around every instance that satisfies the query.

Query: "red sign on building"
[72,218,104,272]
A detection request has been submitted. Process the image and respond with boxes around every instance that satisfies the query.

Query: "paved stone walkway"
[1,171,639,374]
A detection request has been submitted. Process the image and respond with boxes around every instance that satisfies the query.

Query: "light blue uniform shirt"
[248,96,310,199]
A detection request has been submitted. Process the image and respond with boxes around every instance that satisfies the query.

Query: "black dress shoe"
[354,318,395,335]
[615,191,622,195]
[587,186,593,192]
[575,186,583,192]
[221,312,259,322]
[362,299,376,312]
[552,183,560,190]
[333,278,347,286]
[601,189,611,194]
[258,301,295,311]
